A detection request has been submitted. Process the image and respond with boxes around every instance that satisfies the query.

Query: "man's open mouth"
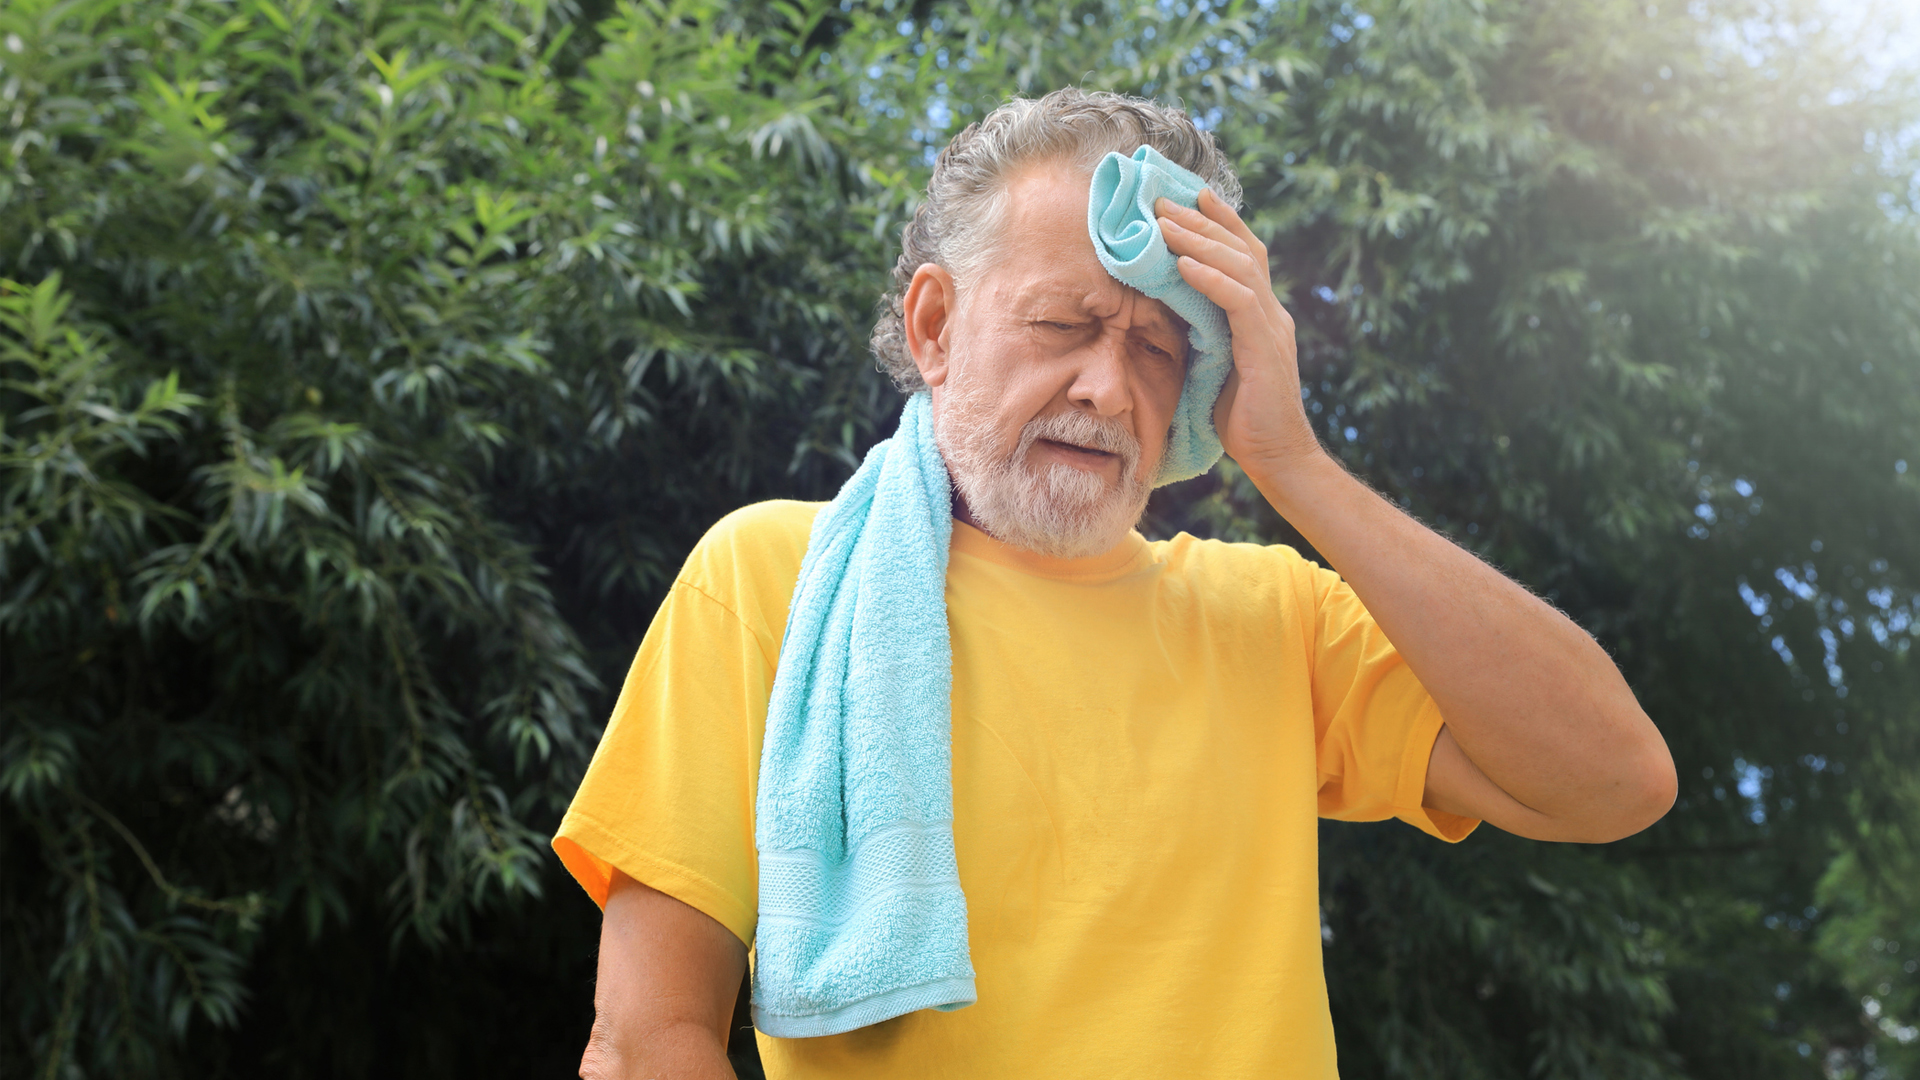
[1039,438,1118,461]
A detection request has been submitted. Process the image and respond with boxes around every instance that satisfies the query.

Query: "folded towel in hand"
[1089,145,1235,484]
[751,147,1235,1039]
[752,391,977,1037]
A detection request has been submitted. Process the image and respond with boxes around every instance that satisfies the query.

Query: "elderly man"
[554,88,1676,1079]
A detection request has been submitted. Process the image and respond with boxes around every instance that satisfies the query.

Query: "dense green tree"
[2,0,1915,1077]
[0,0,914,1073]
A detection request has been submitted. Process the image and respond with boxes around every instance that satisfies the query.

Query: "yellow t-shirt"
[554,499,1476,1078]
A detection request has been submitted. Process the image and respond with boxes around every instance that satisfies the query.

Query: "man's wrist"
[1240,442,1350,525]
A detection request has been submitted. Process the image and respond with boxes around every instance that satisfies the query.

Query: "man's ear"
[903,263,958,388]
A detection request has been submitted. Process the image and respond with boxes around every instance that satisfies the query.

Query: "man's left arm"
[1160,192,1677,844]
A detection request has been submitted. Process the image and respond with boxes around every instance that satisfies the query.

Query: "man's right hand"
[580,869,748,1080]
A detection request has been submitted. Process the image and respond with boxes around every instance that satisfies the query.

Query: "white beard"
[934,364,1156,560]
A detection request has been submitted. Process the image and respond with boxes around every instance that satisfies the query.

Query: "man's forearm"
[583,872,749,1080]
[1248,448,1675,841]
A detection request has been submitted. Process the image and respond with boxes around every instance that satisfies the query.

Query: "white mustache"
[1015,411,1141,473]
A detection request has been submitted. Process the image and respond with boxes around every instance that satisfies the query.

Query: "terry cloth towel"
[751,147,1235,1039]
[1088,144,1236,484]
[751,390,977,1037]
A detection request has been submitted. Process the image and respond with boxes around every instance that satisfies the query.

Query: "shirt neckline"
[949,519,1155,582]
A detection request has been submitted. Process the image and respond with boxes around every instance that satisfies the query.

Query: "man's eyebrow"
[1016,284,1188,338]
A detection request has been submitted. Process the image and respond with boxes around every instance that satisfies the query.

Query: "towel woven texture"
[751,147,1231,1038]
[752,391,976,1037]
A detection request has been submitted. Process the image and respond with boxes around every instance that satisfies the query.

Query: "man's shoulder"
[1152,531,1326,583]
[698,499,823,555]
[1144,530,1344,638]
[1147,532,1341,624]
[676,500,823,615]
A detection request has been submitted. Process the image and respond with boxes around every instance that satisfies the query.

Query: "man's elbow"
[579,1026,622,1080]
[576,1018,659,1080]
[1584,735,1678,843]
[579,1015,735,1080]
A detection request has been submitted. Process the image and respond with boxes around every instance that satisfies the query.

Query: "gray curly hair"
[870,87,1243,393]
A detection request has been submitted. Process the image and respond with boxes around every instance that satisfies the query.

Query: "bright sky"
[1817,0,1920,193]
[1821,0,1920,85]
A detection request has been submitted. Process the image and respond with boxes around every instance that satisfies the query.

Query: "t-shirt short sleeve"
[551,580,768,943]
[551,501,816,946]
[1306,563,1479,843]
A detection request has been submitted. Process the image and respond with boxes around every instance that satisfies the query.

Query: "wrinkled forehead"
[985,163,1189,339]
[1007,275,1190,340]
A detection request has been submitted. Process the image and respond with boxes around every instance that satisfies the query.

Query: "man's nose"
[1066,326,1132,417]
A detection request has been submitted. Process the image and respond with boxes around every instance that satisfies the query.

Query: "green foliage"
[0,0,929,1072]
[2,0,1917,1076]
[1322,827,1682,1079]
[1817,751,1920,1078]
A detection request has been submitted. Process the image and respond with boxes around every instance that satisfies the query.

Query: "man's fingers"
[1167,198,1298,399]
[1178,255,1290,365]
[1162,217,1259,292]
[1175,253,1257,310]
[1166,190,1264,261]
[1197,187,1267,257]
[1160,195,1277,321]
[1157,197,1243,253]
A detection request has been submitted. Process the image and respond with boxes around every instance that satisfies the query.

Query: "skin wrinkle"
[911,162,1188,559]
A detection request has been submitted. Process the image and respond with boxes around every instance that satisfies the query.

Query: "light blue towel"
[753,391,976,1037]
[751,147,1232,1038]
[1088,145,1235,484]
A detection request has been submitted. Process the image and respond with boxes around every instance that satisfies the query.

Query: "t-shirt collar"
[949,519,1153,582]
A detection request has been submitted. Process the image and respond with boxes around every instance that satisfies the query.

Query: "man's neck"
[950,489,983,532]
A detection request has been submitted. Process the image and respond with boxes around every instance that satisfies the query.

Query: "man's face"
[910,160,1189,559]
